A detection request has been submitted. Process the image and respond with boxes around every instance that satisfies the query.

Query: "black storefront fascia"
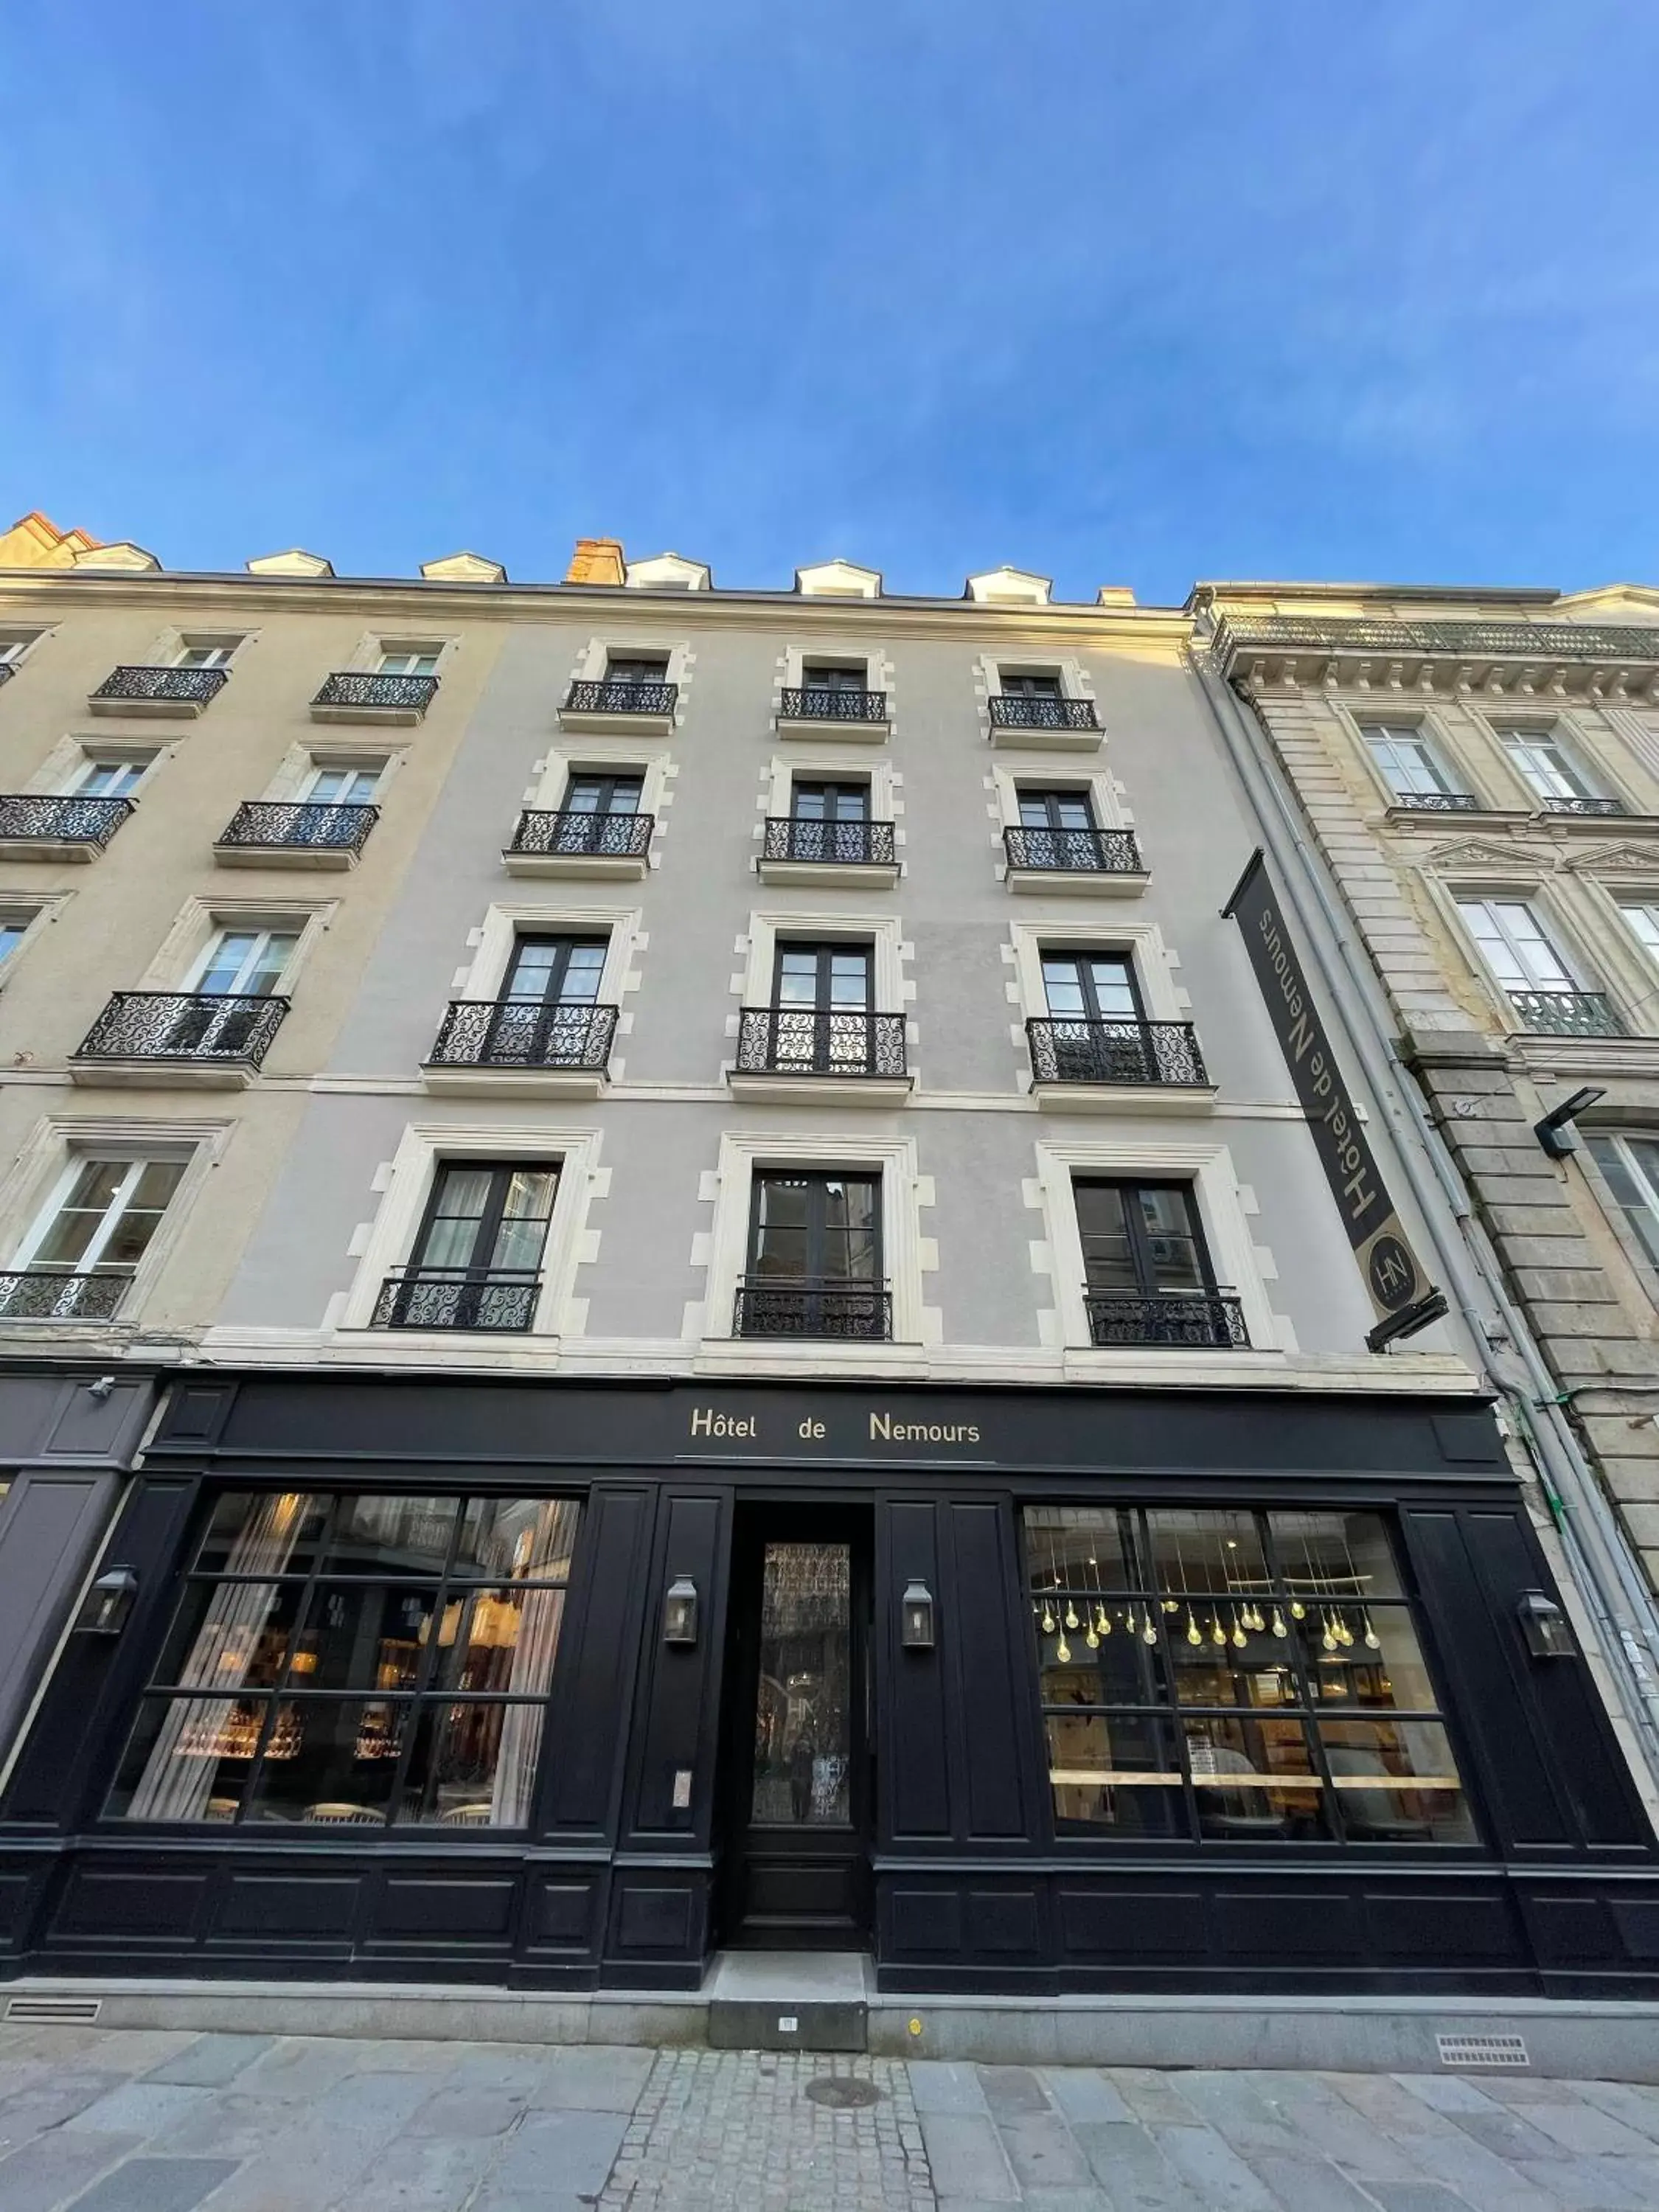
[1,1370,1655,2001]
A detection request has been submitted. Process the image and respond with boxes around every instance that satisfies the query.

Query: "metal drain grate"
[804,2077,883,2109]
[1436,2032,1528,2070]
[5,1996,102,2025]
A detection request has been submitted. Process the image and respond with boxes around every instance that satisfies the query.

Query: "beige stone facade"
[1204,584,1659,1588]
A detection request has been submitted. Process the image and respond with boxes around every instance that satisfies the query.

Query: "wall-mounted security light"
[74,1566,139,1637]
[662,1575,699,1647]
[1517,1589,1578,1659]
[1534,1086,1607,1160]
[901,1579,936,1649]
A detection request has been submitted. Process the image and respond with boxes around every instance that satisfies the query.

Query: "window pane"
[1135,1187,1205,1290]
[318,1495,456,1578]
[1046,1714,1184,1835]
[1144,1509,1269,1604]
[108,1696,264,1823]
[1037,1605,1170,1705]
[1587,1135,1659,1270]
[191,1492,327,1579]
[1025,1503,1144,1590]
[151,1579,306,1693]
[395,1700,544,1827]
[242,1700,407,1826]
[1298,1603,1441,1712]
[1085,959,1137,1016]
[1268,1509,1404,1604]
[429,1166,495,1222]
[750,1543,852,1828]
[1041,958,1088,1016]
[290,1582,440,1691]
[1185,1714,1332,1840]
[1318,1719,1475,1842]
[454,1497,580,1581]
[431,1586,568,1696]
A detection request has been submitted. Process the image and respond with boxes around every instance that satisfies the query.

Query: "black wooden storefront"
[1,1371,1655,1999]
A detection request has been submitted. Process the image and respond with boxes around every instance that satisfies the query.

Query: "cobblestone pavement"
[4,2020,1659,2211]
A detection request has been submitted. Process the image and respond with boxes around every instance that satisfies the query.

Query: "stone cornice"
[0,566,1194,650]
[1211,613,1659,702]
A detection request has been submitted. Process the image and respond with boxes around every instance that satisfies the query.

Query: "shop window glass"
[108,1491,581,1830]
[1023,1505,1476,1846]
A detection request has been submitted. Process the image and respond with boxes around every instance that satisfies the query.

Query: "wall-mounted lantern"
[1534,1085,1607,1160]
[1517,1590,1578,1659]
[663,1575,699,1647]
[74,1566,139,1637]
[901,1579,936,1650]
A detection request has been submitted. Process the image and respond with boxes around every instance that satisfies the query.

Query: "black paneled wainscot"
[1,1374,1655,1999]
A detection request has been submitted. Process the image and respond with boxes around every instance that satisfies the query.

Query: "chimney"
[565,537,625,586]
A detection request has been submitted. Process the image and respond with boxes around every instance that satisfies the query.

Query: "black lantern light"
[74,1566,139,1637]
[663,1575,699,1646]
[901,1578,936,1649]
[1517,1590,1578,1659]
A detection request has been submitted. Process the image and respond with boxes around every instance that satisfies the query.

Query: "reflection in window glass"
[1023,1505,1475,1844]
[750,1543,852,1828]
[108,1491,581,1829]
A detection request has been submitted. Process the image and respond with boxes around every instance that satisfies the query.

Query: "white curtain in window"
[487,1499,578,1826]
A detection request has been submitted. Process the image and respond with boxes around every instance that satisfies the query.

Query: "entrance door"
[718,1506,873,1949]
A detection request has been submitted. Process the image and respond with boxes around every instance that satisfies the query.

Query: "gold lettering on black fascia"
[688,1407,758,1439]
[869,1411,981,1444]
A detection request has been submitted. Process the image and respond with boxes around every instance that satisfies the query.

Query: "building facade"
[0,535,1651,2000]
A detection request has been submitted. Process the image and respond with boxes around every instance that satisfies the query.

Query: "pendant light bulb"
[1124,1606,1137,1635]
[1085,1621,1099,1650]
[1186,1615,1202,1647]
[1064,1599,1079,1630]
[1231,1618,1248,1649]
[1321,1623,1338,1653]
[1141,1617,1158,1646]
[1363,1616,1380,1650]
[1211,1615,1227,1647]
[1290,1599,1307,1620]
[1040,1605,1056,1635]
[1270,1607,1287,1638]
[1337,1616,1354,1648]
[1096,1607,1111,1637]
[1055,1632,1071,1664]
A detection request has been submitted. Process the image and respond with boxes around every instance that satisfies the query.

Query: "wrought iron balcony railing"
[735,1006,908,1079]
[1390,792,1481,813]
[74,991,290,1068]
[1213,615,1659,665]
[779,686,889,723]
[1004,825,1144,873]
[1506,990,1627,1039]
[1085,1287,1249,1349]
[426,998,618,1073]
[91,665,229,708]
[0,1270,128,1322]
[762,817,897,866]
[0,793,133,846]
[563,678,678,717]
[1537,795,1624,817]
[989,694,1099,732]
[507,809,654,860]
[217,801,378,855]
[372,1267,540,1332]
[312,672,438,716]
[1027,1017,1208,1087]
[733,1275,893,1340]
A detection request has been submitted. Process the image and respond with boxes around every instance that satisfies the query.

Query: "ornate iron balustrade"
[1538,795,1624,817]
[0,1270,128,1321]
[1004,825,1144,872]
[1214,615,1659,664]
[426,998,619,1073]
[1391,793,1481,813]
[508,809,654,860]
[563,678,678,717]
[762,817,897,866]
[779,686,889,723]
[0,793,133,846]
[1027,1017,1208,1087]
[1085,1287,1249,1349]
[91,665,229,707]
[988,694,1099,732]
[372,1267,540,1332]
[218,801,378,854]
[733,1275,893,1340]
[74,991,290,1068]
[312,672,438,715]
[735,1006,907,1079]
[1506,990,1627,1038]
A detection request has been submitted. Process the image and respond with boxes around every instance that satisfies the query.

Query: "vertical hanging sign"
[1222,850,1447,1350]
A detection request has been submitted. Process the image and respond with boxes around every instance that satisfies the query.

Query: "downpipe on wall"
[1192,650,1659,1784]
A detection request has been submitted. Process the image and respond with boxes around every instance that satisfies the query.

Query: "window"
[605,655,669,685]
[1454,898,1577,994]
[564,771,643,816]
[1586,1134,1659,1273]
[1020,787,1096,832]
[1621,904,1659,970]
[378,1161,560,1332]
[800,664,868,694]
[301,765,381,807]
[0,917,30,968]
[738,1171,886,1337]
[1073,1178,1242,1346]
[1023,1505,1475,1846]
[1359,723,1461,801]
[770,940,874,1072]
[107,1490,582,1828]
[1494,725,1603,804]
[1,1155,186,1317]
[173,641,237,670]
[792,780,869,822]
[376,646,441,678]
[72,759,147,799]
[190,928,298,998]
[1042,950,1140,1022]
[0,633,39,667]
[1002,671,1062,700]
[472,935,609,1068]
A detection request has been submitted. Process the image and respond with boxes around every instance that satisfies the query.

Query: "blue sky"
[4,2,1653,605]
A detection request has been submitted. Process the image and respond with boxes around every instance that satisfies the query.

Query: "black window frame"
[409,1159,561,1281]
[746,1169,883,1284]
[771,939,874,1010]
[501,933,610,1006]
[790,779,871,823]
[563,771,644,816]
[799,662,869,693]
[1074,1177,1219,1299]
[603,654,669,685]
[1018,786,1098,832]
[1040,948,1144,1023]
[1000,669,1063,699]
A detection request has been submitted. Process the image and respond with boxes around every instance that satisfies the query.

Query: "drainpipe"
[1192,647,1659,1782]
